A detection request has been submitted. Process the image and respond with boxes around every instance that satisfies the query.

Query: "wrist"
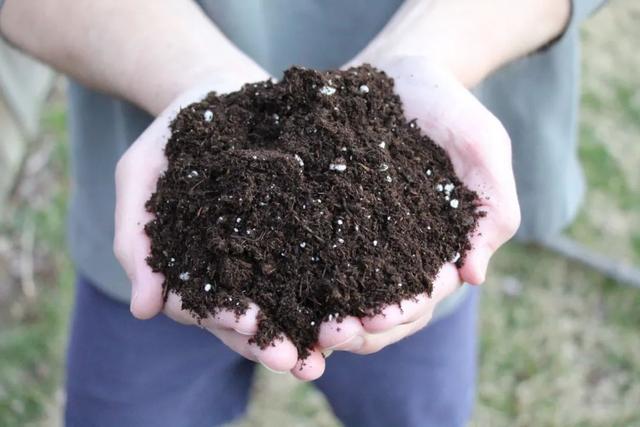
[353,39,485,90]
[350,7,494,87]
[351,0,571,89]
[133,59,270,116]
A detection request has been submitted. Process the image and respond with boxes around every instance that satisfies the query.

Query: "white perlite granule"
[294,154,304,168]
[320,85,337,96]
[204,283,212,292]
[329,163,347,172]
[179,272,190,281]
[359,84,370,93]
[450,199,459,209]
[203,110,214,122]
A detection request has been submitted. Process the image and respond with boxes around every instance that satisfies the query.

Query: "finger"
[361,262,461,333]
[129,230,165,319]
[165,293,297,373]
[114,123,169,319]
[458,197,520,285]
[211,327,298,374]
[163,291,200,325]
[430,262,462,301]
[361,294,431,334]
[458,226,492,285]
[291,348,326,381]
[452,125,519,285]
[164,292,260,337]
[317,315,364,349]
[211,327,258,363]
[201,303,260,335]
[355,312,433,355]
[249,335,299,373]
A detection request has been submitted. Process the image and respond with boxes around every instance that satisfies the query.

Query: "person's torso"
[67,0,584,309]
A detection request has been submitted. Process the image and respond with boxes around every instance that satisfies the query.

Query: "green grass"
[0,100,73,427]
[614,81,640,128]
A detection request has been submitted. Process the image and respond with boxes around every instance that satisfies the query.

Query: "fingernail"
[322,350,334,358]
[233,327,253,336]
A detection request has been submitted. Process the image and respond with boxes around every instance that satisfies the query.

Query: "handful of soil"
[145,65,481,358]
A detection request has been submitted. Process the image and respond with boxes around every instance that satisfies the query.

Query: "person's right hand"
[113,74,327,381]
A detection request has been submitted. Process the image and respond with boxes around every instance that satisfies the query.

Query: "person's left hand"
[316,56,520,355]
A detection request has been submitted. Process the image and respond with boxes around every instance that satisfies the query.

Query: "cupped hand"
[113,74,326,381]
[318,56,521,356]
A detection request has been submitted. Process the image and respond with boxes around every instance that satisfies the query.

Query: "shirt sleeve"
[572,0,608,24]
[541,0,607,51]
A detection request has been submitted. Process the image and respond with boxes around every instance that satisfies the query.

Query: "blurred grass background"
[0,1,639,426]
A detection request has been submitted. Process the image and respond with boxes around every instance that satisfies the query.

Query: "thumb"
[113,122,168,320]
[130,236,164,319]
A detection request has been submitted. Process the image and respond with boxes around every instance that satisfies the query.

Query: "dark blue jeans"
[65,277,479,427]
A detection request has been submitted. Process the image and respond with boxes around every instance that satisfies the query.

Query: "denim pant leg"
[316,286,479,427]
[65,276,255,427]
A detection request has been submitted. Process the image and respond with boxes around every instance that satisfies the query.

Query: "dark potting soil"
[145,65,482,358]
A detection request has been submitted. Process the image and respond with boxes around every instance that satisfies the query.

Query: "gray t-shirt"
[60,0,604,312]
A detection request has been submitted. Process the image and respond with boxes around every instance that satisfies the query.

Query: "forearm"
[0,0,267,115]
[354,0,571,87]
